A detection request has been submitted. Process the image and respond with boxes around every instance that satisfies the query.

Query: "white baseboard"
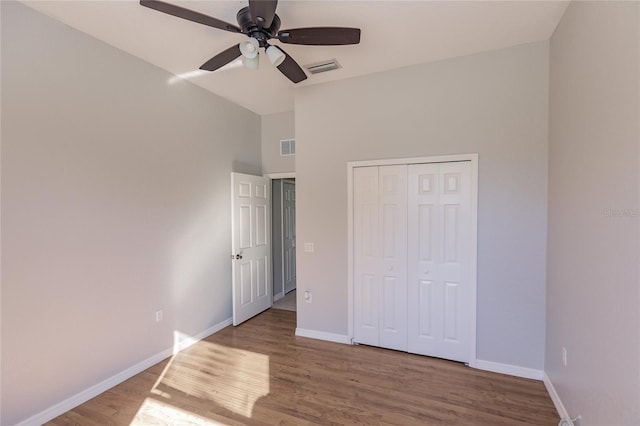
[543,372,570,420]
[173,318,233,353]
[295,328,351,345]
[474,359,544,380]
[15,317,233,426]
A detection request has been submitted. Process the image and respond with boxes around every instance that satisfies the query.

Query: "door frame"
[265,172,296,303]
[347,154,478,367]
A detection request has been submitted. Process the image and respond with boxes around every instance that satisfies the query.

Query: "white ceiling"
[22,0,569,115]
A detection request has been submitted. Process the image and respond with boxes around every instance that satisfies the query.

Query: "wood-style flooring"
[48,309,558,425]
[272,290,297,312]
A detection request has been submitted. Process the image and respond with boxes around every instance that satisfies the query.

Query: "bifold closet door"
[353,161,471,362]
[407,162,471,363]
[353,165,408,351]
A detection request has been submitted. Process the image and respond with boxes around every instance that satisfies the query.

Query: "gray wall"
[546,2,640,424]
[1,2,261,424]
[295,41,549,370]
[261,111,295,174]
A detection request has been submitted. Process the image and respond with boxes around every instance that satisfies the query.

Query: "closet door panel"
[408,164,441,355]
[378,165,408,351]
[353,167,380,346]
[437,161,471,361]
[408,162,471,362]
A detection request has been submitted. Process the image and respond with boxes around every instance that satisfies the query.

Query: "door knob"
[235,254,243,260]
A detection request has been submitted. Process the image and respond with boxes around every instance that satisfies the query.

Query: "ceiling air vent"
[280,139,295,156]
[305,59,341,75]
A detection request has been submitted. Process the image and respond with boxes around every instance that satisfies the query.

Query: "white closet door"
[407,163,439,355]
[407,162,471,362]
[354,166,408,350]
[354,160,472,362]
[378,166,408,350]
[353,166,380,346]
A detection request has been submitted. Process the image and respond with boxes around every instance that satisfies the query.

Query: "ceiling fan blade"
[199,44,242,72]
[249,0,278,29]
[140,0,242,33]
[276,48,307,84]
[278,27,361,45]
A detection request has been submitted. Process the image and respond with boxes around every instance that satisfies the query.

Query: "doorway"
[272,178,297,310]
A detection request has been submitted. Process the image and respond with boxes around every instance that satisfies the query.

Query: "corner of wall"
[543,373,570,421]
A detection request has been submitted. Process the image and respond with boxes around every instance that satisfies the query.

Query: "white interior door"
[407,162,471,362]
[231,172,272,326]
[283,181,297,294]
[353,165,408,351]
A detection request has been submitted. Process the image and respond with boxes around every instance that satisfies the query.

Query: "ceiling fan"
[140,0,361,83]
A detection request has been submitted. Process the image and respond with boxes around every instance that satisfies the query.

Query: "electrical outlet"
[562,346,567,367]
[304,290,312,303]
[155,310,163,323]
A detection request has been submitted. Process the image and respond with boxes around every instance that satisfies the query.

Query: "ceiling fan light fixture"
[266,45,286,67]
[242,55,259,70]
[139,0,361,84]
[239,37,260,59]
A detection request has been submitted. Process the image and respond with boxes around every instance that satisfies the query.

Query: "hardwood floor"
[272,290,297,312]
[48,309,558,425]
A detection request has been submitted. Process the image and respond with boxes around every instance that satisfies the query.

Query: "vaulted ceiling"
[22,0,569,115]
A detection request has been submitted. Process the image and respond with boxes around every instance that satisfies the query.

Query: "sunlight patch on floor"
[131,397,227,425]
[150,339,270,418]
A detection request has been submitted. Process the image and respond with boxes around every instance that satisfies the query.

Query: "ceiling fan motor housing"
[236,6,281,47]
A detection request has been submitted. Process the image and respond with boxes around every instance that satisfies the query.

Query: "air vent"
[305,59,341,75]
[280,139,295,156]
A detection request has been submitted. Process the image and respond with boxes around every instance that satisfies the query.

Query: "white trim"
[275,179,286,302]
[474,359,543,380]
[543,372,571,420]
[173,318,233,353]
[347,153,479,366]
[264,172,295,179]
[467,156,479,367]
[347,164,355,340]
[295,328,351,345]
[347,154,477,168]
[15,317,232,426]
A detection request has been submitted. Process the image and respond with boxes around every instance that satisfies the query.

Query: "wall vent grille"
[305,59,341,74]
[280,139,295,156]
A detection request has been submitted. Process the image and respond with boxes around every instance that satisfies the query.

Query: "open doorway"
[271,178,296,311]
